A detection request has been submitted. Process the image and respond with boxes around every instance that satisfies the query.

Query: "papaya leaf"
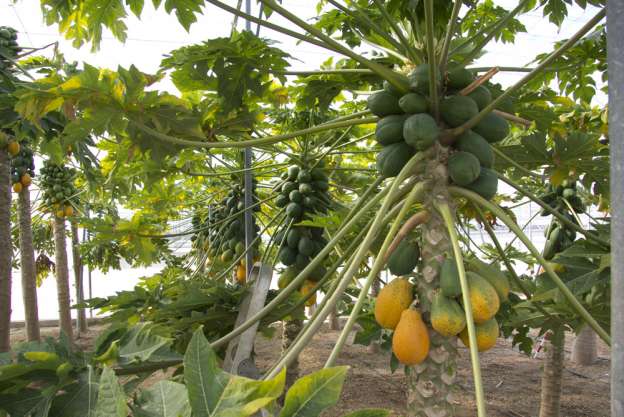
[184,328,285,417]
[95,367,127,417]
[0,387,56,417]
[49,366,99,417]
[134,380,191,417]
[279,366,348,417]
[117,323,178,364]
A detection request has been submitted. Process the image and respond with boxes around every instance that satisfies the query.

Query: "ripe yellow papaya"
[467,272,500,324]
[374,277,413,329]
[300,280,317,306]
[392,308,430,365]
[468,258,510,302]
[12,182,22,193]
[430,291,466,337]
[459,318,499,352]
[236,263,246,284]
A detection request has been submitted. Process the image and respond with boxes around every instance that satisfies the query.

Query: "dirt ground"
[10,323,610,417]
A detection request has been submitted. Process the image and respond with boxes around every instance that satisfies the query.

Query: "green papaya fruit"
[383,77,408,97]
[375,114,408,145]
[287,165,300,180]
[376,142,415,178]
[440,95,479,127]
[473,112,510,143]
[408,64,441,94]
[287,228,302,249]
[446,66,475,89]
[367,91,402,117]
[387,239,420,276]
[298,236,315,256]
[467,85,492,110]
[465,167,498,200]
[286,202,302,219]
[448,151,481,186]
[280,247,297,266]
[403,113,440,150]
[454,130,494,168]
[399,93,428,114]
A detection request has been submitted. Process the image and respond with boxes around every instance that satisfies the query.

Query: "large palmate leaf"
[118,322,181,364]
[94,367,127,417]
[134,380,191,417]
[0,387,56,417]
[49,366,99,417]
[183,328,285,417]
[279,366,348,417]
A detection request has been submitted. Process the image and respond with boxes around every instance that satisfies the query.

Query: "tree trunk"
[329,307,340,331]
[572,325,597,366]
[406,209,458,417]
[70,221,87,334]
[539,329,565,417]
[0,149,12,352]
[18,188,39,341]
[282,317,303,389]
[53,216,73,340]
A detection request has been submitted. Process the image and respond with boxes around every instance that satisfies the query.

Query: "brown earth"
[10,323,610,417]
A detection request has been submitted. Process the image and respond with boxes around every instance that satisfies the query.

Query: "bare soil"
[10,324,610,417]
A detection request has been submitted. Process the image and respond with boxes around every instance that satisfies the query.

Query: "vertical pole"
[608,2,624,416]
[243,0,255,276]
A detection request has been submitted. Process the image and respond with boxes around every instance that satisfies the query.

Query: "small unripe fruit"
[12,182,22,193]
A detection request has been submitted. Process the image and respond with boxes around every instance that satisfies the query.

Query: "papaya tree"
[13,1,613,417]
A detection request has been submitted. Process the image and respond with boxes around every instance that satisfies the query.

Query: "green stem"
[436,202,487,417]
[497,173,609,247]
[561,197,585,227]
[469,66,534,73]
[205,0,342,53]
[326,0,406,55]
[279,69,374,76]
[184,162,287,177]
[371,0,420,62]
[449,186,611,345]
[450,8,606,138]
[258,0,410,93]
[439,0,463,75]
[424,0,439,120]
[492,147,542,178]
[130,116,377,149]
[325,185,428,367]
[344,177,384,224]
[459,0,532,66]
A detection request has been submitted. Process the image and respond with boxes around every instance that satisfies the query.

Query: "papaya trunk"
[572,325,597,365]
[18,189,39,341]
[0,149,12,352]
[329,307,340,331]
[539,329,565,417]
[282,317,303,388]
[70,221,87,334]
[53,216,73,340]
[406,209,458,417]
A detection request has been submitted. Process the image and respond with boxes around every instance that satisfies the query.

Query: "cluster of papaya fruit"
[202,182,261,283]
[40,160,77,218]
[275,163,332,306]
[9,142,35,193]
[368,63,513,200]
[374,253,509,365]
[0,26,20,71]
[540,180,584,260]
[276,163,331,221]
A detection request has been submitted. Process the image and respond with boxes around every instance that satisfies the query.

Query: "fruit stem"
[450,186,611,345]
[437,201,488,417]
[325,181,428,367]
[493,109,532,127]
[384,210,431,262]
[459,67,499,96]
